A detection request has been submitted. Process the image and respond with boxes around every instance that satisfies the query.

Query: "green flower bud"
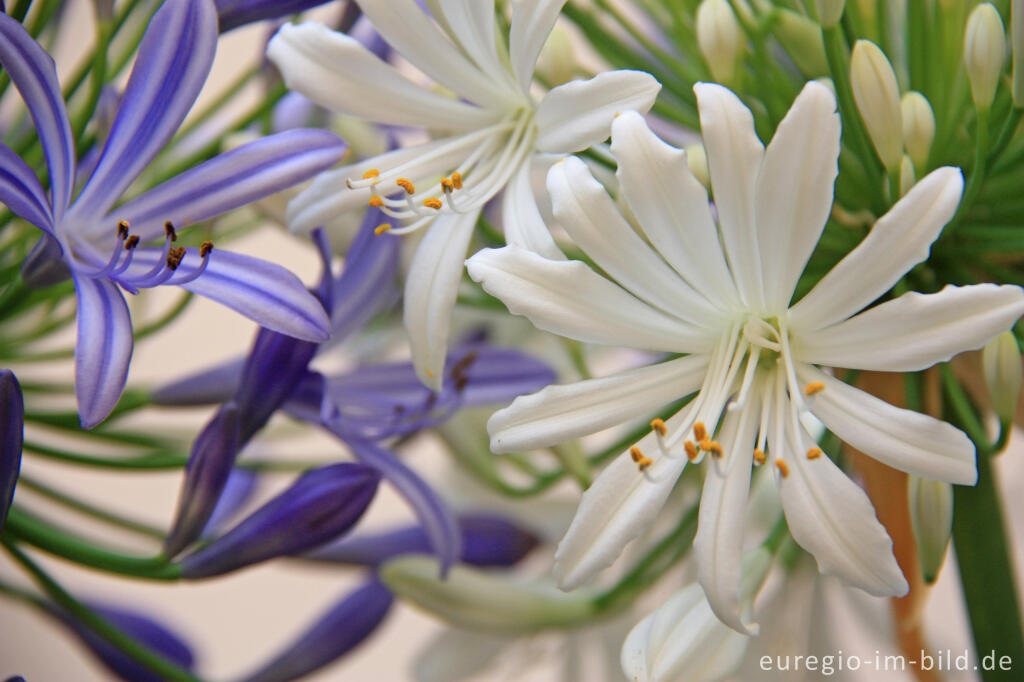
[901,91,935,170]
[964,3,1007,112]
[536,22,578,88]
[814,0,846,28]
[697,0,744,85]
[908,475,953,584]
[851,40,903,170]
[899,154,915,196]
[771,9,828,77]
[983,331,1023,422]
[685,142,711,190]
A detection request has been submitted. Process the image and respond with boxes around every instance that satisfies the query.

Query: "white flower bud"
[771,9,828,77]
[1013,0,1024,105]
[851,40,904,170]
[899,154,915,196]
[964,3,1007,111]
[697,0,744,85]
[685,142,711,190]
[901,91,935,170]
[983,331,1023,422]
[536,22,578,87]
[814,0,846,28]
[379,556,595,634]
[908,476,954,584]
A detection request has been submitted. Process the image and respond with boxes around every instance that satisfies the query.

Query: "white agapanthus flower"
[266,0,660,388]
[466,81,1024,632]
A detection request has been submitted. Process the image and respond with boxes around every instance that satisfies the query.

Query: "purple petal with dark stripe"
[0,142,53,231]
[179,462,378,578]
[20,234,71,289]
[71,0,218,219]
[72,275,133,429]
[122,247,329,342]
[303,514,539,568]
[332,434,462,577]
[234,327,318,441]
[0,14,74,220]
[0,370,23,532]
[109,129,345,242]
[238,579,392,682]
[215,0,333,32]
[164,403,241,557]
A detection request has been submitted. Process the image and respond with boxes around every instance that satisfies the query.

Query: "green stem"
[947,108,991,236]
[939,363,991,451]
[18,475,166,540]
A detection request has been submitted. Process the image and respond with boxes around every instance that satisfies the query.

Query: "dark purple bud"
[164,404,241,558]
[234,327,318,442]
[180,462,379,578]
[5,677,26,682]
[238,579,393,682]
[150,357,245,406]
[303,514,539,568]
[48,602,194,682]
[0,369,23,532]
[215,0,333,32]
[201,468,259,536]
[20,235,70,288]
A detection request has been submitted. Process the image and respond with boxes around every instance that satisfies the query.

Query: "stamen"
[164,221,177,242]
[650,418,667,436]
[630,446,653,471]
[705,440,724,458]
[684,440,699,461]
[368,196,384,207]
[753,449,766,465]
[440,177,455,192]
[423,197,443,210]
[117,220,130,240]
[374,224,392,236]
[199,241,214,257]
[125,235,140,250]
[396,178,416,195]
[806,447,823,460]
[694,422,708,442]
[775,459,790,478]
[804,381,825,396]
[166,246,186,270]
[363,169,380,180]
[451,172,463,189]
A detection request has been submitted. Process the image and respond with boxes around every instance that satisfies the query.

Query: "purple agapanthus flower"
[0,0,342,428]
[0,369,23,532]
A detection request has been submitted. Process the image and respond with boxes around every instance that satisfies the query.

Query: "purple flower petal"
[0,142,53,231]
[164,404,241,557]
[150,356,245,405]
[72,274,133,429]
[0,369,23,532]
[111,129,345,242]
[179,462,379,578]
[333,435,462,577]
[234,327,319,440]
[20,234,71,289]
[238,579,393,682]
[121,247,329,342]
[215,0,333,32]
[201,468,259,535]
[0,14,75,220]
[71,0,218,219]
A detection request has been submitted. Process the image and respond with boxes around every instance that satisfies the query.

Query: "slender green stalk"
[18,475,166,540]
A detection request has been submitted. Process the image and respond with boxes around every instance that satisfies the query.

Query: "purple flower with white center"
[238,578,393,682]
[179,461,380,578]
[0,0,341,428]
[0,369,23,532]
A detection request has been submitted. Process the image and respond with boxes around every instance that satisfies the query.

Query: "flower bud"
[180,463,379,578]
[536,21,578,87]
[900,154,916,196]
[696,0,744,85]
[814,0,846,27]
[685,143,711,190]
[851,40,903,169]
[965,3,1007,111]
[0,369,22,532]
[908,476,954,584]
[901,91,935,170]
[1013,0,1024,105]
[379,555,596,634]
[771,9,828,77]
[983,331,1023,421]
[239,579,393,682]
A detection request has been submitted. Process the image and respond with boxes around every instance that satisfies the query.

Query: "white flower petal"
[487,355,709,453]
[501,159,564,260]
[554,413,689,589]
[777,418,908,597]
[755,81,840,312]
[610,111,739,311]
[788,167,964,331]
[546,156,725,327]
[357,0,511,107]
[466,246,718,354]
[433,0,512,89]
[509,0,567,92]
[694,82,766,311]
[800,365,977,485]
[796,284,1024,372]
[405,211,479,390]
[534,70,661,153]
[267,23,497,130]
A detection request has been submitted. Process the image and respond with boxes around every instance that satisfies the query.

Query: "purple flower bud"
[239,579,393,682]
[303,514,539,568]
[234,328,318,442]
[201,468,259,536]
[163,404,241,558]
[0,369,23,532]
[215,0,333,32]
[180,463,379,578]
[48,602,195,682]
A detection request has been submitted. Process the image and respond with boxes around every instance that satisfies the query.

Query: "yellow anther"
[368,196,384,207]
[374,223,392,236]
[806,447,823,460]
[440,177,455,192]
[706,440,724,458]
[804,381,826,396]
[693,422,708,442]
[362,169,380,179]
[630,446,653,471]
[775,459,790,478]
[650,418,667,436]
[684,440,699,461]
[396,178,416,194]
[423,197,443,210]
[753,449,766,464]
[451,172,463,189]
